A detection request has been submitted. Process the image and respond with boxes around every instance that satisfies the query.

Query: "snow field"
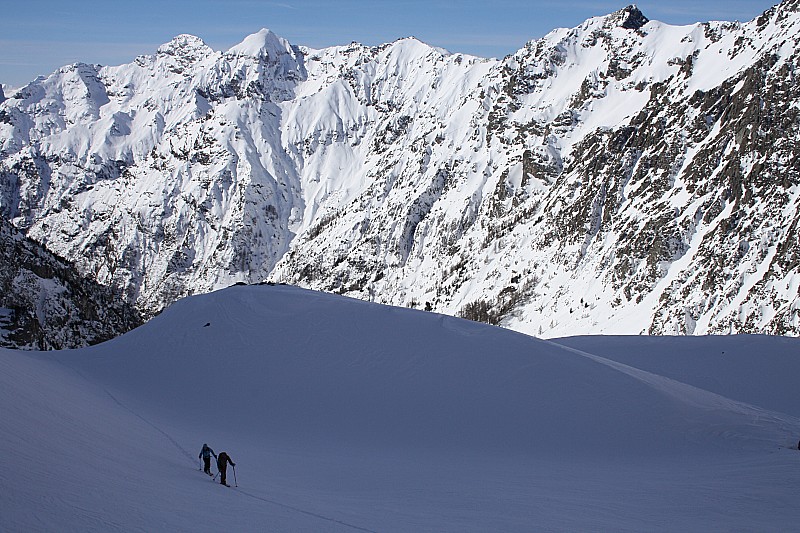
[2,284,799,531]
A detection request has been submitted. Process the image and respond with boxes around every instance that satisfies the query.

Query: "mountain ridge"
[1,2,798,343]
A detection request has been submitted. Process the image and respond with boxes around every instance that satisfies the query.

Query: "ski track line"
[233,487,379,533]
[51,354,377,533]
[53,357,199,466]
[111,387,379,533]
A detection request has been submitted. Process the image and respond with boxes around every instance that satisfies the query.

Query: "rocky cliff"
[0,216,142,349]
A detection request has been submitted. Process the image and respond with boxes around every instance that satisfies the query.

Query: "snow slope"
[1,284,799,531]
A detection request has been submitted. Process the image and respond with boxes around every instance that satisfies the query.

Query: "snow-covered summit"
[157,33,213,57]
[226,28,296,59]
[156,33,215,64]
[224,28,307,86]
[388,36,452,56]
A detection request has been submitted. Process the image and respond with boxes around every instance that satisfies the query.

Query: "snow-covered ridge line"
[1,2,799,347]
[549,338,800,431]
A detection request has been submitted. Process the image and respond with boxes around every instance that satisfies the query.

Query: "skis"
[200,465,229,486]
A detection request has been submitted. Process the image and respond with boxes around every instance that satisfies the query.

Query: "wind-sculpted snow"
[0,3,799,341]
[1,285,799,531]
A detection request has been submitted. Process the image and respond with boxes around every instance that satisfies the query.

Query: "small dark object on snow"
[203,322,211,327]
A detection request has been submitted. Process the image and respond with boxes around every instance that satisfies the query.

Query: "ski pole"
[233,465,238,487]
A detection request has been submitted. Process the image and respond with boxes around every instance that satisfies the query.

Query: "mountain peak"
[616,5,649,30]
[155,34,215,73]
[226,28,295,60]
[387,36,450,57]
[157,34,213,57]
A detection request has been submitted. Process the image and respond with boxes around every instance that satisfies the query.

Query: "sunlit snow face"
[1,3,798,345]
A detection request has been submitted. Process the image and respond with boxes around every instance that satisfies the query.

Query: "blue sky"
[0,0,781,88]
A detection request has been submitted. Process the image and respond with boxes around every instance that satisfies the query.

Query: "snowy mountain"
[1,3,799,339]
[0,216,141,349]
[1,284,799,531]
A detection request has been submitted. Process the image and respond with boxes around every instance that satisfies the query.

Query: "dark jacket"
[217,451,235,470]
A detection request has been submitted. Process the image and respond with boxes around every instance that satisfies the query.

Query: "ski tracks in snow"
[51,353,377,533]
[48,354,199,466]
[233,487,378,533]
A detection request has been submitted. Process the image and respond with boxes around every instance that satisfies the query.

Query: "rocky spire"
[619,5,649,30]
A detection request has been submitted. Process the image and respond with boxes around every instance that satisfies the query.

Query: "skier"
[217,451,236,486]
[199,443,217,476]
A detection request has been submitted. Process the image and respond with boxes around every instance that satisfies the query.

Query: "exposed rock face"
[618,5,650,30]
[0,3,798,339]
[0,216,142,349]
